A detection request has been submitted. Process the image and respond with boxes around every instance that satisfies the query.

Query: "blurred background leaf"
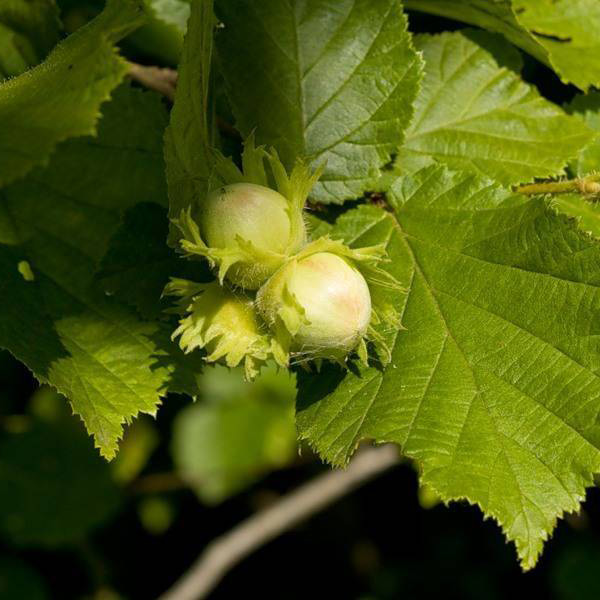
[172,365,297,504]
[0,419,122,547]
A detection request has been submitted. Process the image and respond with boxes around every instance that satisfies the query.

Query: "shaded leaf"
[164,0,217,244]
[0,86,201,458]
[96,202,205,320]
[172,365,297,503]
[0,421,121,546]
[0,0,146,187]
[127,0,191,65]
[0,0,61,79]
[0,557,48,600]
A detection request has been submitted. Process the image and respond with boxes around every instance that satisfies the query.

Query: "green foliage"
[96,202,202,320]
[0,0,61,79]
[0,86,202,459]
[215,0,423,203]
[127,0,191,65]
[405,1,544,60]
[399,31,593,184]
[553,195,600,238]
[512,0,600,91]
[1,0,600,575]
[0,420,121,546]
[567,92,600,177]
[297,165,600,569]
[0,557,48,600]
[164,0,215,244]
[0,0,146,187]
[405,0,600,91]
[172,365,297,503]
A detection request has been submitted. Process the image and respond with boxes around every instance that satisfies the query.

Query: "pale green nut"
[257,251,372,362]
[199,182,305,289]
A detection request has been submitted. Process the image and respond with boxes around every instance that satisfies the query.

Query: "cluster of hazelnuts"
[164,137,399,379]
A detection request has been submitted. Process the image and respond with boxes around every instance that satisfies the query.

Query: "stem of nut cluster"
[516,176,600,196]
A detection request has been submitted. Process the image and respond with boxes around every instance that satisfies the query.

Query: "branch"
[157,444,401,600]
[516,175,600,197]
[125,63,240,141]
[127,62,178,101]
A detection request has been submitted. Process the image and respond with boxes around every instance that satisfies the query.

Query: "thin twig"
[157,444,400,600]
[516,176,600,197]
[127,61,178,101]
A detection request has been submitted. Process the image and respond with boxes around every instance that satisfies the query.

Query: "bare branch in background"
[127,62,178,102]
[158,444,401,600]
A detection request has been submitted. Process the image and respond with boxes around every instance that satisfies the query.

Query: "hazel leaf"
[0,0,147,188]
[399,31,594,185]
[0,86,203,459]
[297,164,600,570]
[215,0,423,204]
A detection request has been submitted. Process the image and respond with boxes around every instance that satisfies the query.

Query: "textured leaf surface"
[0,421,121,546]
[405,0,600,91]
[96,202,204,319]
[172,365,297,503]
[0,87,201,458]
[567,92,600,177]
[399,31,593,184]
[215,0,423,203]
[164,0,216,244]
[0,0,146,187]
[404,0,547,63]
[0,0,61,79]
[297,164,600,569]
[512,0,600,91]
[553,195,600,239]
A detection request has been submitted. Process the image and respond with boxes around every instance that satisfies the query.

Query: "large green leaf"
[0,86,201,459]
[0,0,61,79]
[215,0,423,204]
[297,164,600,569]
[0,0,146,188]
[399,31,593,185]
[405,0,600,91]
[512,0,600,92]
[172,365,297,504]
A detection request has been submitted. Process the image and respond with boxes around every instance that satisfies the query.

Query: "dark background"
[3,342,600,600]
[0,4,596,600]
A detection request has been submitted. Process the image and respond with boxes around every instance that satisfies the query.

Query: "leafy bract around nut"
[256,237,403,368]
[172,136,323,290]
[163,278,273,380]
